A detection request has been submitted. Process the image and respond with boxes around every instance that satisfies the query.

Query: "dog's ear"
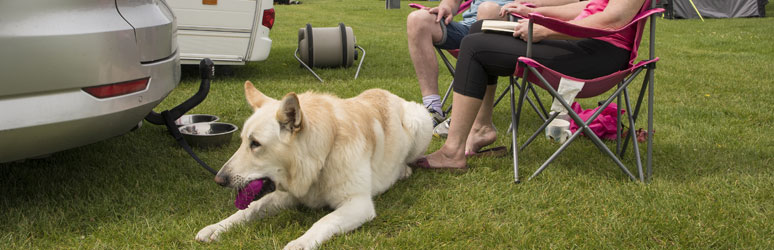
[244,81,268,110]
[276,92,303,133]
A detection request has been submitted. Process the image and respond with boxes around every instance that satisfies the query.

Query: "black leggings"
[453,20,631,99]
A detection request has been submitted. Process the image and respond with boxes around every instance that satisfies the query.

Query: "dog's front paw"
[195,224,226,243]
[283,238,318,250]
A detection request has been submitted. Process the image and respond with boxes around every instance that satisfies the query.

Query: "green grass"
[2,0,774,248]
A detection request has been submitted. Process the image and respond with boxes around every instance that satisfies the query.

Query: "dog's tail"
[401,101,434,163]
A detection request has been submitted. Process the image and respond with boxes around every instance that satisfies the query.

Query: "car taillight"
[262,8,275,29]
[83,77,149,98]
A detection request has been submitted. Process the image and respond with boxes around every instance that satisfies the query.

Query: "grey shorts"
[434,21,471,50]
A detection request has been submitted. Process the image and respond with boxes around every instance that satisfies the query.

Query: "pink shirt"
[573,0,638,51]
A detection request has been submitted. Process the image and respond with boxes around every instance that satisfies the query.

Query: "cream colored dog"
[195,81,433,249]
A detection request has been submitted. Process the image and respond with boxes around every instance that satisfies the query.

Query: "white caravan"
[167,0,274,65]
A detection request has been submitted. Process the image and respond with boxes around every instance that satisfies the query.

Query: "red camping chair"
[508,0,663,183]
[409,1,547,119]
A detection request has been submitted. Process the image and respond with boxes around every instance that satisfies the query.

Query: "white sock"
[422,94,443,114]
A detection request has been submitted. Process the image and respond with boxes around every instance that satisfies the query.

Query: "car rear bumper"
[0,52,180,163]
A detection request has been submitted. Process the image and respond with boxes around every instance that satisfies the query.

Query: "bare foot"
[465,124,497,155]
[417,146,467,170]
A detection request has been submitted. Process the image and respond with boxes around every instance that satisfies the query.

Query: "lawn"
[2,0,773,249]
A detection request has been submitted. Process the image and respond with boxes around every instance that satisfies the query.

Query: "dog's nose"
[214,175,229,187]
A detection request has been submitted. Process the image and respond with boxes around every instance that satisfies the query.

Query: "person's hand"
[429,4,455,25]
[512,19,550,43]
[499,2,534,18]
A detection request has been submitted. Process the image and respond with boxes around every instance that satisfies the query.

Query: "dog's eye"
[250,140,261,149]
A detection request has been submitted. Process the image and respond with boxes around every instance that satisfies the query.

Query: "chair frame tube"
[524,66,639,181]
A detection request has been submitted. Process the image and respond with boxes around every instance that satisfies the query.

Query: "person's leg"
[407,10,469,123]
[420,20,630,168]
[422,31,500,168]
[423,92,482,169]
[465,84,498,154]
[477,1,508,20]
[406,10,445,104]
[441,3,507,151]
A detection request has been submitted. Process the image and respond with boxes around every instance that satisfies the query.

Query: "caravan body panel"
[168,0,273,65]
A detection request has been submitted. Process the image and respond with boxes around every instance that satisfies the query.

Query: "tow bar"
[144,58,218,176]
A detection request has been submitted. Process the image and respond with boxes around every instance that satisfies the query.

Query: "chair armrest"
[458,0,472,12]
[409,3,428,10]
[409,0,474,15]
[526,8,664,38]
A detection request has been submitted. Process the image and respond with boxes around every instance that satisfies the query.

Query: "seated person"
[407,0,511,126]
[407,0,581,126]
[413,0,647,169]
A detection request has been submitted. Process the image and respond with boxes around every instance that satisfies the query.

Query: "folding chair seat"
[508,0,663,183]
[409,1,548,120]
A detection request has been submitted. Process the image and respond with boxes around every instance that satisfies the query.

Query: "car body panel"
[116,0,177,63]
[0,0,145,96]
[0,54,180,163]
[0,0,180,163]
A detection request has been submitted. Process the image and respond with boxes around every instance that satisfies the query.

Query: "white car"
[167,0,275,65]
[0,0,180,163]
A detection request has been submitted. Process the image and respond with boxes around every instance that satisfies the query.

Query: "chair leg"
[520,112,559,152]
[510,75,529,184]
[525,66,638,181]
[621,75,649,157]
[494,82,511,107]
[529,116,638,181]
[437,48,456,76]
[618,66,655,181]
[504,77,548,135]
[616,83,622,155]
[441,79,455,113]
[646,68,655,182]
[528,83,549,120]
[437,48,456,113]
[623,88,644,181]
[529,129,584,180]
[527,99,637,181]
[582,124,637,181]
[499,77,544,120]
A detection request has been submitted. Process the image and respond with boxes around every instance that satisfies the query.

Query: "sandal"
[410,157,468,172]
[465,146,508,158]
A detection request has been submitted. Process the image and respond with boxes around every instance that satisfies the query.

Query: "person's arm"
[567,0,644,30]
[514,0,646,42]
[500,1,589,21]
[429,0,465,25]
[524,0,583,7]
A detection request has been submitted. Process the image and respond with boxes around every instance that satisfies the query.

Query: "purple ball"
[234,179,264,210]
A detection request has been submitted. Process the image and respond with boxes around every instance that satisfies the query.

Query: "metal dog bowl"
[179,122,238,147]
[174,114,219,127]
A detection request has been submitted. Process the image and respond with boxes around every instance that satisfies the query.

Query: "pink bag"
[569,102,624,140]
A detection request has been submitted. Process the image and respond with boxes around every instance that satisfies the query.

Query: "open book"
[481,20,520,33]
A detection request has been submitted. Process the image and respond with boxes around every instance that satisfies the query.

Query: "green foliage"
[2,1,773,248]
